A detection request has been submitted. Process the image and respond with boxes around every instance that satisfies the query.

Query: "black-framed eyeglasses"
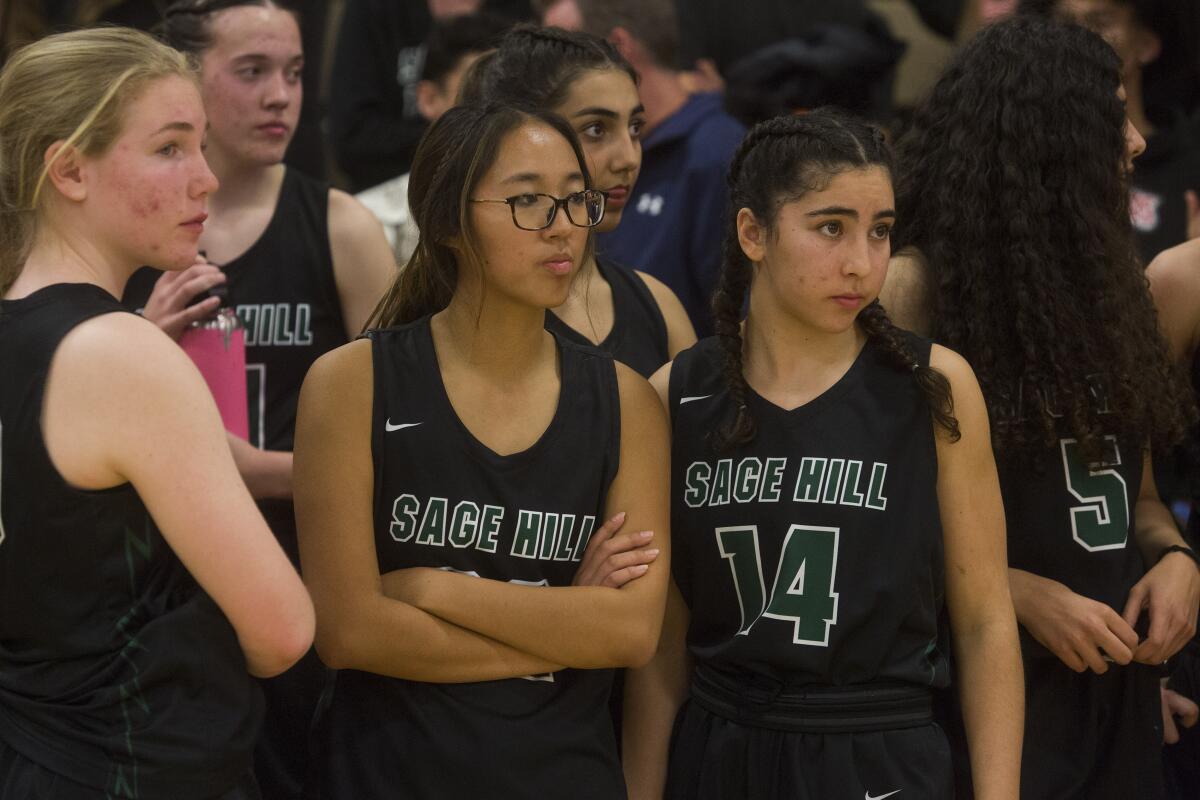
[470,190,607,231]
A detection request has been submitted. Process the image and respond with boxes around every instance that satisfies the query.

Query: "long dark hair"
[367,103,594,329]
[712,109,959,452]
[457,23,636,109]
[893,16,1193,465]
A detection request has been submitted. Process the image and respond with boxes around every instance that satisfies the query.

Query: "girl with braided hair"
[462,23,697,378]
[622,108,1023,799]
[885,16,1200,800]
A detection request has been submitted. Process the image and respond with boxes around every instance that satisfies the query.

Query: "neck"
[434,286,554,380]
[1125,70,1154,137]
[8,215,132,299]
[204,144,283,213]
[635,63,690,135]
[742,291,866,396]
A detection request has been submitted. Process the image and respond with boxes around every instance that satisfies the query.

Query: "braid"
[858,301,960,440]
[711,212,755,452]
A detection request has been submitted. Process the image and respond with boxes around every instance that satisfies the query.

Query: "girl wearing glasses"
[294,103,671,799]
[463,24,696,378]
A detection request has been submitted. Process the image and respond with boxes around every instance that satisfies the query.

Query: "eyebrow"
[232,53,305,64]
[805,206,896,220]
[570,103,646,119]
[152,121,197,135]
[500,170,586,185]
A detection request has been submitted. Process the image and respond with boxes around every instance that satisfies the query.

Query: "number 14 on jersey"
[716,524,840,646]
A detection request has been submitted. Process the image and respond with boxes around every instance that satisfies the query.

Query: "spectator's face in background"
[554,68,643,233]
[1119,84,1147,172]
[199,5,303,168]
[429,0,483,19]
[83,75,218,270]
[542,0,584,30]
[417,51,488,123]
[1053,0,1160,80]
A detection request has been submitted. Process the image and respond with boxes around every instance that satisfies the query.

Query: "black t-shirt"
[322,317,625,799]
[544,256,670,378]
[0,283,261,798]
[124,168,347,562]
[668,335,949,690]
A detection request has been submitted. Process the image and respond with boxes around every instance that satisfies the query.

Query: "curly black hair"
[893,15,1194,465]
[712,109,959,452]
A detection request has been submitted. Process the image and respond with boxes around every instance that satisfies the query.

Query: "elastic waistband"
[689,665,933,734]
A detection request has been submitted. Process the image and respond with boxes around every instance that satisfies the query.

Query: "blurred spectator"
[722,19,905,127]
[1024,0,1200,260]
[328,0,532,192]
[355,12,513,262]
[547,0,745,336]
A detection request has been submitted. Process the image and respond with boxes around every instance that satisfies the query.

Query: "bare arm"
[43,313,313,678]
[931,345,1023,800]
[293,340,565,681]
[879,248,933,336]
[636,270,698,359]
[386,364,672,669]
[1121,453,1200,665]
[328,188,396,338]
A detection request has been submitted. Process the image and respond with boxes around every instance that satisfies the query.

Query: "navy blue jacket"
[597,92,745,336]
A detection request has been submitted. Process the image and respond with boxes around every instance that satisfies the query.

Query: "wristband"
[1157,544,1200,573]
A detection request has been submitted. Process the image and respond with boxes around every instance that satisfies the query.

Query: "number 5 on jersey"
[716,524,840,646]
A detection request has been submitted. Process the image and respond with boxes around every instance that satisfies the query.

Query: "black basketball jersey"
[545,255,670,378]
[322,316,626,800]
[0,283,262,798]
[996,378,1145,657]
[668,335,949,690]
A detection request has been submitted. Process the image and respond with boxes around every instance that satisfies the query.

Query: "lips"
[257,122,290,137]
[832,294,864,310]
[544,254,574,276]
[181,212,208,233]
[604,185,629,209]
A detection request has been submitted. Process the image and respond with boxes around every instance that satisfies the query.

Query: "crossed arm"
[294,342,671,681]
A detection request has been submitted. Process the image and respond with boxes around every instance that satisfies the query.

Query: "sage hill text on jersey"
[235,303,314,347]
[683,456,889,510]
[388,494,598,565]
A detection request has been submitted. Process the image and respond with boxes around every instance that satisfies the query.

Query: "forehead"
[557,68,639,115]
[118,75,206,138]
[784,166,894,212]
[204,5,302,59]
[479,121,583,185]
[1056,0,1130,21]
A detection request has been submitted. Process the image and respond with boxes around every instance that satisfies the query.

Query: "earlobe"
[736,207,766,263]
[43,141,88,203]
[414,80,441,123]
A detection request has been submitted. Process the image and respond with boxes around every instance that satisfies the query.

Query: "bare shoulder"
[647,361,673,411]
[55,311,206,396]
[328,187,386,236]
[928,342,975,385]
[302,337,374,401]
[1147,239,1200,296]
[881,247,933,335]
[634,270,698,355]
[614,360,668,424]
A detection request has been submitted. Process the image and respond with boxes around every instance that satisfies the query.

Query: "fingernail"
[638,530,653,540]
[634,564,649,573]
[645,549,660,557]
[614,512,626,522]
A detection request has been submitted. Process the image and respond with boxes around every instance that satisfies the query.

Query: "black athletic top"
[996,377,1145,659]
[669,335,949,690]
[0,283,261,798]
[322,316,625,800]
[124,168,348,561]
[544,256,670,378]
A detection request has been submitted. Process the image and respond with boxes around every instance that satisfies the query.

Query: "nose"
[263,69,294,110]
[542,196,577,240]
[192,154,219,198]
[611,130,640,178]
[1125,118,1146,164]
[843,232,873,277]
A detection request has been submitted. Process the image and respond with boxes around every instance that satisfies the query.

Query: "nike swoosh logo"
[866,791,901,800]
[679,394,712,405]
[385,420,423,432]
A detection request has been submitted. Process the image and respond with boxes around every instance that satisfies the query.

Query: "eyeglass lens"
[513,192,605,230]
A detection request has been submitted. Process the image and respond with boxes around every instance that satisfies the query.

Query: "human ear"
[736,207,767,263]
[42,141,88,202]
[1134,26,1162,67]
[415,80,444,123]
